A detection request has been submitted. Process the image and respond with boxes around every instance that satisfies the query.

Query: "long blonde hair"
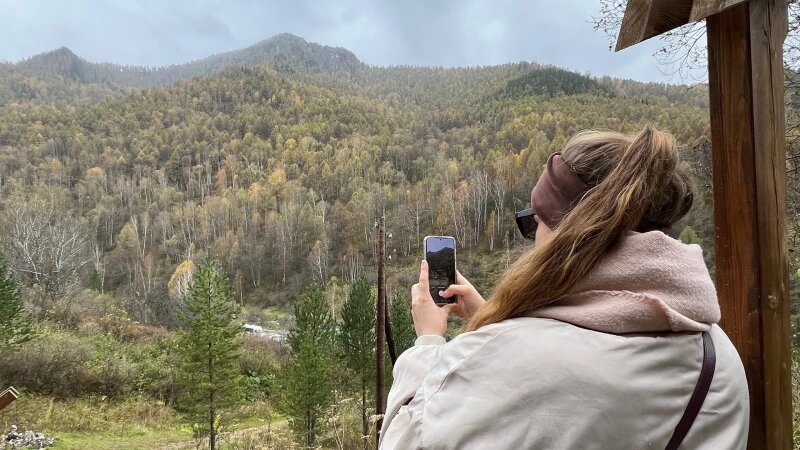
[468,125,694,331]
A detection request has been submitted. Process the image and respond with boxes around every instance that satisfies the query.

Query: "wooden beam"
[0,386,18,412]
[707,1,791,449]
[616,0,748,51]
[690,0,749,22]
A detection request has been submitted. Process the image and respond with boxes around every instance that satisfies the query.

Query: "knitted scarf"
[531,231,721,333]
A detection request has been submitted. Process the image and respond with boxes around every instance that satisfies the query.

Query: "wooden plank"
[707,9,761,444]
[748,1,791,448]
[616,0,652,52]
[616,0,748,51]
[707,2,791,449]
[0,386,19,412]
[690,0,749,22]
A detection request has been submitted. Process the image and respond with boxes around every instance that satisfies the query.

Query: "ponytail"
[468,126,693,331]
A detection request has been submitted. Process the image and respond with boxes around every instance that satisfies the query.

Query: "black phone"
[424,236,457,306]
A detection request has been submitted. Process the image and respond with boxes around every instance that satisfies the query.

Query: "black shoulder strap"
[665,330,716,450]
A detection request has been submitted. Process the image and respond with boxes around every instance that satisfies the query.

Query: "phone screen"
[425,236,456,305]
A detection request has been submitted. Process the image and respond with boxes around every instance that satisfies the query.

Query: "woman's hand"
[411,260,455,337]
[439,271,486,320]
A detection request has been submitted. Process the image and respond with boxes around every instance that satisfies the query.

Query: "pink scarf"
[531,231,721,333]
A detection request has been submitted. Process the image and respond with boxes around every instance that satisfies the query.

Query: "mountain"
[14,47,97,83]
[0,33,365,106]
[158,33,365,81]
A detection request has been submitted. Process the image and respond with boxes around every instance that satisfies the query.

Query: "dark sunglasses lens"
[515,208,537,240]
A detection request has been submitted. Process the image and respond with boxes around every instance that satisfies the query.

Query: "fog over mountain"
[0,0,677,82]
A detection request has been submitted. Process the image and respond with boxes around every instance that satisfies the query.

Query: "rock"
[0,426,54,449]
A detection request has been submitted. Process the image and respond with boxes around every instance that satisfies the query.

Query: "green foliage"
[501,67,610,98]
[678,226,701,245]
[0,256,33,354]
[338,277,376,441]
[339,278,375,374]
[390,291,415,356]
[177,258,244,449]
[279,283,335,448]
[0,322,178,401]
[240,336,284,402]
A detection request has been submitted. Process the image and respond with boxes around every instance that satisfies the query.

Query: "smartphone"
[423,236,457,306]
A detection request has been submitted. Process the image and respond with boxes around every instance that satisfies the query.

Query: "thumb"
[441,284,470,298]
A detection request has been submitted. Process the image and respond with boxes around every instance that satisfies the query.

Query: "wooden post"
[385,303,397,365]
[375,214,386,447]
[706,1,791,448]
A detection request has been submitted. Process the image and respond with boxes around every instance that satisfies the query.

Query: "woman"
[380,126,749,449]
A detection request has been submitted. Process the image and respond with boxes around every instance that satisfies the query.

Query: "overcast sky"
[0,0,699,83]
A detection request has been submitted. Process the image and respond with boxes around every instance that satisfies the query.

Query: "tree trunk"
[209,407,216,450]
[209,337,215,450]
[361,375,368,450]
[307,409,315,448]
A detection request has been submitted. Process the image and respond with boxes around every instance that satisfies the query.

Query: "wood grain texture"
[707,2,791,448]
[0,387,18,412]
[616,0,651,51]
[748,0,791,448]
[616,0,748,51]
[690,0,748,22]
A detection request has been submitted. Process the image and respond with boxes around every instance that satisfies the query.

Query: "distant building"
[243,324,264,334]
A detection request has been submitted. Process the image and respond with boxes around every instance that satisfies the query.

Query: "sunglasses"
[515,208,537,240]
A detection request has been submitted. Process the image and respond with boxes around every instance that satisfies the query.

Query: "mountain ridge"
[2,33,364,88]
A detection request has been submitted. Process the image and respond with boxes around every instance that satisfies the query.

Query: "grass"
[51,428,190,450]
[0,394,284,450]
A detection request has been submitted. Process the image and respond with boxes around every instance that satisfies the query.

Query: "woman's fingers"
[419,260,429,288]
[439,283,470,299]
[456,270,469,285]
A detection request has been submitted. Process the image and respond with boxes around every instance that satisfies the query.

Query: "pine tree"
[390,291,415,356]
[177,258,243,450]
[0,257,33,355]
[338,277,375,447]
[280,283,336,448]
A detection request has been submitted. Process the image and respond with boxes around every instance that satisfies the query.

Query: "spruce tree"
[338,277,375,447]
[0,257,32,355]
[280,283,335,448]
[177,258,243,450]
[390,291,415,356]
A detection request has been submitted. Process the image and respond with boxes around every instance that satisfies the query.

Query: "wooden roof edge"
[615,0,749,52]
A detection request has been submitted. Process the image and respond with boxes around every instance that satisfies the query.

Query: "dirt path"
[159,420,288,450]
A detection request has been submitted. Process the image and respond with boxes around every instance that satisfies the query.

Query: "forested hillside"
[0,43,714,326]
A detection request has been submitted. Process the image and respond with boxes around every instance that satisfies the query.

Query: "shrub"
[0,324,172,400]
[133,335,182,405]
[0,330,96,398]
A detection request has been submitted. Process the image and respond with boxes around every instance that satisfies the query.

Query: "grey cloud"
[0,0,686,82]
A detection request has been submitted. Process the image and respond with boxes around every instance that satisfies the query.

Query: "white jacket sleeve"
[379,336,446,449]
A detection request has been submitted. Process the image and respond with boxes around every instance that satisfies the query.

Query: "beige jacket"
[380,232,749,449]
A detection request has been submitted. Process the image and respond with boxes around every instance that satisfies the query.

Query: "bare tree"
[594,0,800,263]
[309,235,330,287]
[593,1,708,81]
[594,1,800,77]
[0,196,90,318]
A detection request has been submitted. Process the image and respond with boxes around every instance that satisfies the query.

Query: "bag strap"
[665,331,716,450]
